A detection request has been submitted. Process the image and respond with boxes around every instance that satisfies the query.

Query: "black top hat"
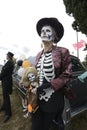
[36,17,64,43]
[7,52,14,57]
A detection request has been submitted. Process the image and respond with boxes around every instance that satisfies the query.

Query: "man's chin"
[42,39,51,43]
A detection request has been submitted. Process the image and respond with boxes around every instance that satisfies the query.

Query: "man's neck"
[43,42,53,53]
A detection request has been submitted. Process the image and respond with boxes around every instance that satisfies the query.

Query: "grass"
[0,87,87,130]
[0,87,31,130]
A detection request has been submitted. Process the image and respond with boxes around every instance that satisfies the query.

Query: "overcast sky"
[0,0,87,64]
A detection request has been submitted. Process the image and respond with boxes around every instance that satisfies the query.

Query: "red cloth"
[72,40,86,50]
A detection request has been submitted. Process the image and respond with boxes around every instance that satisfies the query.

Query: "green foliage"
[63,0,87,35]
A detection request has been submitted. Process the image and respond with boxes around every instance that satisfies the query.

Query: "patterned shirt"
[36,50,55,85]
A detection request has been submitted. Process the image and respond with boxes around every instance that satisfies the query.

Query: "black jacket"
[0,59,14,94]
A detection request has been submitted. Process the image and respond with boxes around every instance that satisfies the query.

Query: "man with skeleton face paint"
[31,17,72,130]
[41,26,54,42]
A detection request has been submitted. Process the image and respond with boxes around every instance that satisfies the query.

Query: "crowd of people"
[0,17,72,130]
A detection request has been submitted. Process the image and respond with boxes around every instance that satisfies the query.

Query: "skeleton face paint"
[41,26,53,42]
[27,73,36,82]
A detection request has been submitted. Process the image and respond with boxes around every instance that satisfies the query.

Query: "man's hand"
[37,82,52,95]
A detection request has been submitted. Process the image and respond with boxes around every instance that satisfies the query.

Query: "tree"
[63,0,87,35]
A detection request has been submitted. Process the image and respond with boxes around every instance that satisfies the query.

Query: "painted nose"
[43,30,46,35]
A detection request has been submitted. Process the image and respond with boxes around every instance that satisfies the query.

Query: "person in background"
[0,52,14,123]
[31,17,72,130]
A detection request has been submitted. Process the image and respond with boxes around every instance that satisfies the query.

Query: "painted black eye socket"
[41,29,51,33]
[46,29,51,32]
[41,30,44,33]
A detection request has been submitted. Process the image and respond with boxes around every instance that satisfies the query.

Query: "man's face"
[27,73,36,82]
[41,26,53,42]
[6,54,9,60]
